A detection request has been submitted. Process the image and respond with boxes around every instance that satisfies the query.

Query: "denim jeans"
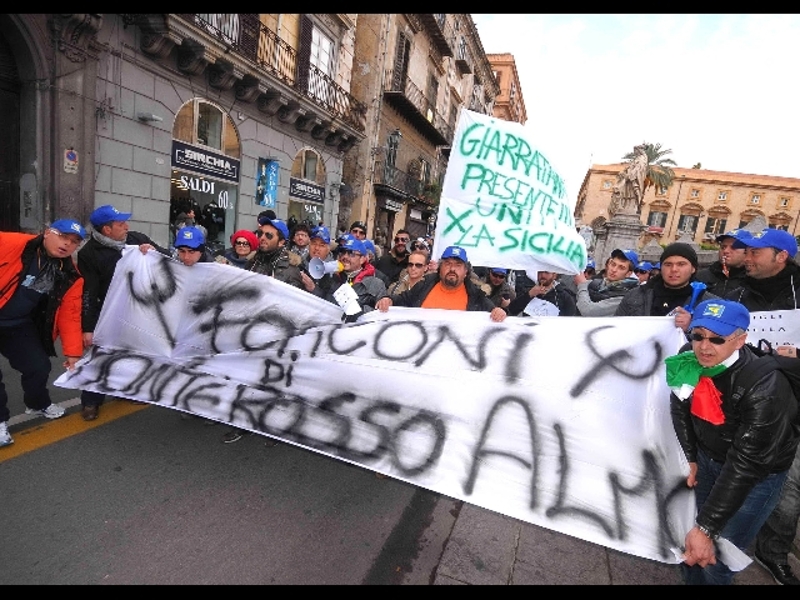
[0,320,53,423]
[755,441,800,564]
[682,449,788,585]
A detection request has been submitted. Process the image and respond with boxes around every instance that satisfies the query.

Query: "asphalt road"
[0,354,459,585]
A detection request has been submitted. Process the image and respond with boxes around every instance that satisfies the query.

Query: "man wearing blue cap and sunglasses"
[0,219,87,447]
[667,299,800,585]
[247,214,304,289]
[722,227,800,585]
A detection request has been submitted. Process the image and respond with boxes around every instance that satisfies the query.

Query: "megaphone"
[309,257,344,280]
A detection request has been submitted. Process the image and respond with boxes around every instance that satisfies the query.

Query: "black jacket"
[670,344,800,538]
[389,272,495,312]
[78,231,168,333]
[376,250,409,284]
[724,262,800,312]
[505,282,577,316]
[695,261,747,298]
[246,246,304,289]
[614,276,717,316]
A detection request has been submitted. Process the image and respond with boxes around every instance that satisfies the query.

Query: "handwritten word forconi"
[459,122,566,199]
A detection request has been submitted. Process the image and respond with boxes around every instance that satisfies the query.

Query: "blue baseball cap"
[732,228,798,258]
[174,226,205,249]
[653,262,661,270]
[341,236,366,255]
[440,245,469,262]
[362,239,377,256]
[311,225,331,244]
[90,204,132,228]
[610,248,639,269]
[50,218,86,240]
[690,299,750,337]
[636,261,654,272]
[585,260,596,270]
[490,267,507,275]
[716,228,751,243]
[257,215,290,240]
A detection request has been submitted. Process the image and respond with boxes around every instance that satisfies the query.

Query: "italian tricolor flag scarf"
[665,351,728,425]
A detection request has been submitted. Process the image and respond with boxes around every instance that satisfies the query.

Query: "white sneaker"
[25,403,66,419]
[0,421,13,446]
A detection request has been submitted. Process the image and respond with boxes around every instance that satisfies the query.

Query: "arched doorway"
[0,22,21,231]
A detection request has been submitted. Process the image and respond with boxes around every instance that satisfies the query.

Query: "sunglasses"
[49,229,82,245]
[340,249,362,257]
[490,272,506,278]
[351,229,366,236]
[408,262,426,268]
[256,230,275,240]
[234,240,251,246]
[689,332,742,345]
[394,236,410,243]
[635,269,650,274]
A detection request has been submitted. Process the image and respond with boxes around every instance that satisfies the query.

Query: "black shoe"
[755,553,800,585]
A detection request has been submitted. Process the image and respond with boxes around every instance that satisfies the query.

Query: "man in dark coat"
[79,205,170,421]
[695,230,749,298]
[615,242,717,332]
[723,227,800,585]
[667,299,799,584]
[247,215,303,289]
[376,245,506,322]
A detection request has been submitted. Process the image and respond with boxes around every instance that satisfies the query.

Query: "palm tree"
[621,142,677,195]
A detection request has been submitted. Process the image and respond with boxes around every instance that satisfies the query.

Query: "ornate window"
[716,190,729,202]
[750,193,761,205]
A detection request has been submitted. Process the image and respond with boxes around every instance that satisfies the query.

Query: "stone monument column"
[596,144,648,267]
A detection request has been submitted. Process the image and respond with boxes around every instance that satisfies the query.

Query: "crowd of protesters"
[1,209,800,586]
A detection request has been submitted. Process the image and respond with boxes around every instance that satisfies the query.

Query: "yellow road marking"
[0,400,149,463]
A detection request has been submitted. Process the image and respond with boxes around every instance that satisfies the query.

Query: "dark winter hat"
[660,242,698,269]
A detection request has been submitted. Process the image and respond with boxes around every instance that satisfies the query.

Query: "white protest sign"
[56,249,694,564]
[431,109,587,275]
[523,297,559,316]
[746,309,800,348]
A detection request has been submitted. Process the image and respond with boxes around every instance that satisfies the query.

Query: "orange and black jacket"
[0,232,83,357]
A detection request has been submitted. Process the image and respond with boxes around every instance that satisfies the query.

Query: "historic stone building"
[576,164,800,251]
[0,14,366,252]
[486,53,526,125]
[344,14,499,251]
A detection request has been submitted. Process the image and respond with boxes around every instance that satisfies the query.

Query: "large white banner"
[56,249,695,564]
[431,109,587,274]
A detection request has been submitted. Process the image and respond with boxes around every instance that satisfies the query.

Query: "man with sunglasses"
[667,299,800,585]
[322,237,387,318]
[481,268,516,309]
[247,215,303,289]
[376,246,506,322]
[696,230,749,297]
[376,229,412,284]
[634,261,653,285]
[722,228,800,585]
[0,219,87,446]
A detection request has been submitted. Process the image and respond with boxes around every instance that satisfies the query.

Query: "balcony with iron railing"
[168,14,367,134]
[373,160,426,200]
[455,38,473,75]
[416,14,455,57]
[383,77,453,146]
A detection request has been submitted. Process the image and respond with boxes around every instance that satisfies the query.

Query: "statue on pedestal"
[609,144,648,217]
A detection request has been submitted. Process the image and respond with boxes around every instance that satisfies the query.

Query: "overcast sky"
[471,14,800,202]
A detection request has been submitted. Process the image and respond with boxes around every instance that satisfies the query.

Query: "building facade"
[576,164,800,251]
[0,14,367,252]
[343,14,499,252]
[486,53,526,125]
